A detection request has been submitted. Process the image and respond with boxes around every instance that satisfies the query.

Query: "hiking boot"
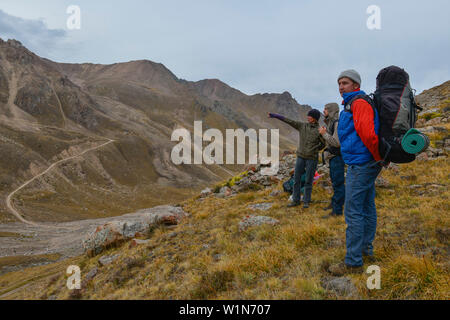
[287,201,301,208]
[321,211,342,219]
[328,262,363,276]
[303,202,310,209]
[322,203,333,211]
[363,253,377,263]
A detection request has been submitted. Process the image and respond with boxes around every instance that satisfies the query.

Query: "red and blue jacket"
[337,90,382,165]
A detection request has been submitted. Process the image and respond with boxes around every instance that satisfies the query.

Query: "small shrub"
[191,270,234,299]
[421,112,441,121]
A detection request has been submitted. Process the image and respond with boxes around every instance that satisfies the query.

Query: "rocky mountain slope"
[0,79,448,300]
[0,38,310,223]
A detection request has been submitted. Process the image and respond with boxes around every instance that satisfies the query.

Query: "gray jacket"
[321,103,341,162]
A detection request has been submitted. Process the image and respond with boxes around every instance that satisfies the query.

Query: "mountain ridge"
[0,37,309,223]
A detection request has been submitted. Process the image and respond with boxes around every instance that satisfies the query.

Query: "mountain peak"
[6,39,23,48]
[192,78,243,100]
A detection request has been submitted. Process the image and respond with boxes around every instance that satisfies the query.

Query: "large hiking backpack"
[347,66,424,164]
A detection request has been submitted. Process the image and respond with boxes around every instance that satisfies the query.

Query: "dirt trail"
[49,82,66,128]
[6,139,115,227]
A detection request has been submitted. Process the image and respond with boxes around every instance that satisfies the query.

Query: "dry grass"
[0,256,81,299]
[0,232,21,238]
[1,120,449,300]
[0,253,61,270]
[3,152,447,300]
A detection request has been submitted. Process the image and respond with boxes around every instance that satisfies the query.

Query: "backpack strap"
[344,93,391,166]
[344,94,376,113]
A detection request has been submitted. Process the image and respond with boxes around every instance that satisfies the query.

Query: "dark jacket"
[270,113,325,160]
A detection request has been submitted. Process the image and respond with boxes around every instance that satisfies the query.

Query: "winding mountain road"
[6,139,115,227]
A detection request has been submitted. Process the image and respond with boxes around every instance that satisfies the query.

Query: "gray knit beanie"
[338,69,361,86]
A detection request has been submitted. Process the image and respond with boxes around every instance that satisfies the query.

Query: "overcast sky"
[0,0,449,109]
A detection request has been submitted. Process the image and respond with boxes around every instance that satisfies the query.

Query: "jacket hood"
[324,103,340,122]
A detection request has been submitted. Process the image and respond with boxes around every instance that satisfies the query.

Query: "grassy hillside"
[2,129,448,299]
[0,38,303,223]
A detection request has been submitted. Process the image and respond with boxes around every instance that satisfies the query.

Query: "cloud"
[0,1,448,109]
[0,9,68,59]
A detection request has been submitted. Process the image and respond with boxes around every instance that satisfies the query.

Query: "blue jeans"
[293,157,318,204]
[329,155,345,215]
[344,160,382,267]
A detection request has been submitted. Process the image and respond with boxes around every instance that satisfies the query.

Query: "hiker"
[328,69,383,276]
[319,103,345,218]
[268,109,325,208]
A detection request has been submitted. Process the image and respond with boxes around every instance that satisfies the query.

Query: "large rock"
[415,118,426,127]
[200,187,212,197]
[416,152,429,161]
[98,253,121,266]
[82,205,189,256]
[320,276,358,297]
[138,205,190,226]
[375,176,390,188]
[247,203,273,211]
[239,215,279,231]
[425,117,443,126]
[82,221,147,256]
[129,238,150,248]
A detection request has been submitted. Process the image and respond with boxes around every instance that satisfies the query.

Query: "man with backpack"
[328,69,383,276]
[326,66,425,275]
[319,103,345,218]
[268,109,325,208]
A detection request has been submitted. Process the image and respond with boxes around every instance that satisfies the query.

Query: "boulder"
[83,205,189,256]
[415,118,426,127]
[320,276,358,297]
[85,267,98,281]
[375,176,390,188]
[416,152,429,161]
[98,253,120,266]
[247,203,273,211]
[215,186,232,198]
[200,187,212,197]
[129,238,150,248]
[425,117,443,126]
[444,137,450,148]
[419,126,434,133]
[387,163,400,173]
[426,146,444,158]
[239,215,279,231]
[400,175,417,181]
[219,186,232,197]
[139,205,190,226]
[82,221,147,256]
[270,190,282,197]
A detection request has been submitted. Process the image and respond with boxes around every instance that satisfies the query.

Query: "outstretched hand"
[319,126,327,135]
